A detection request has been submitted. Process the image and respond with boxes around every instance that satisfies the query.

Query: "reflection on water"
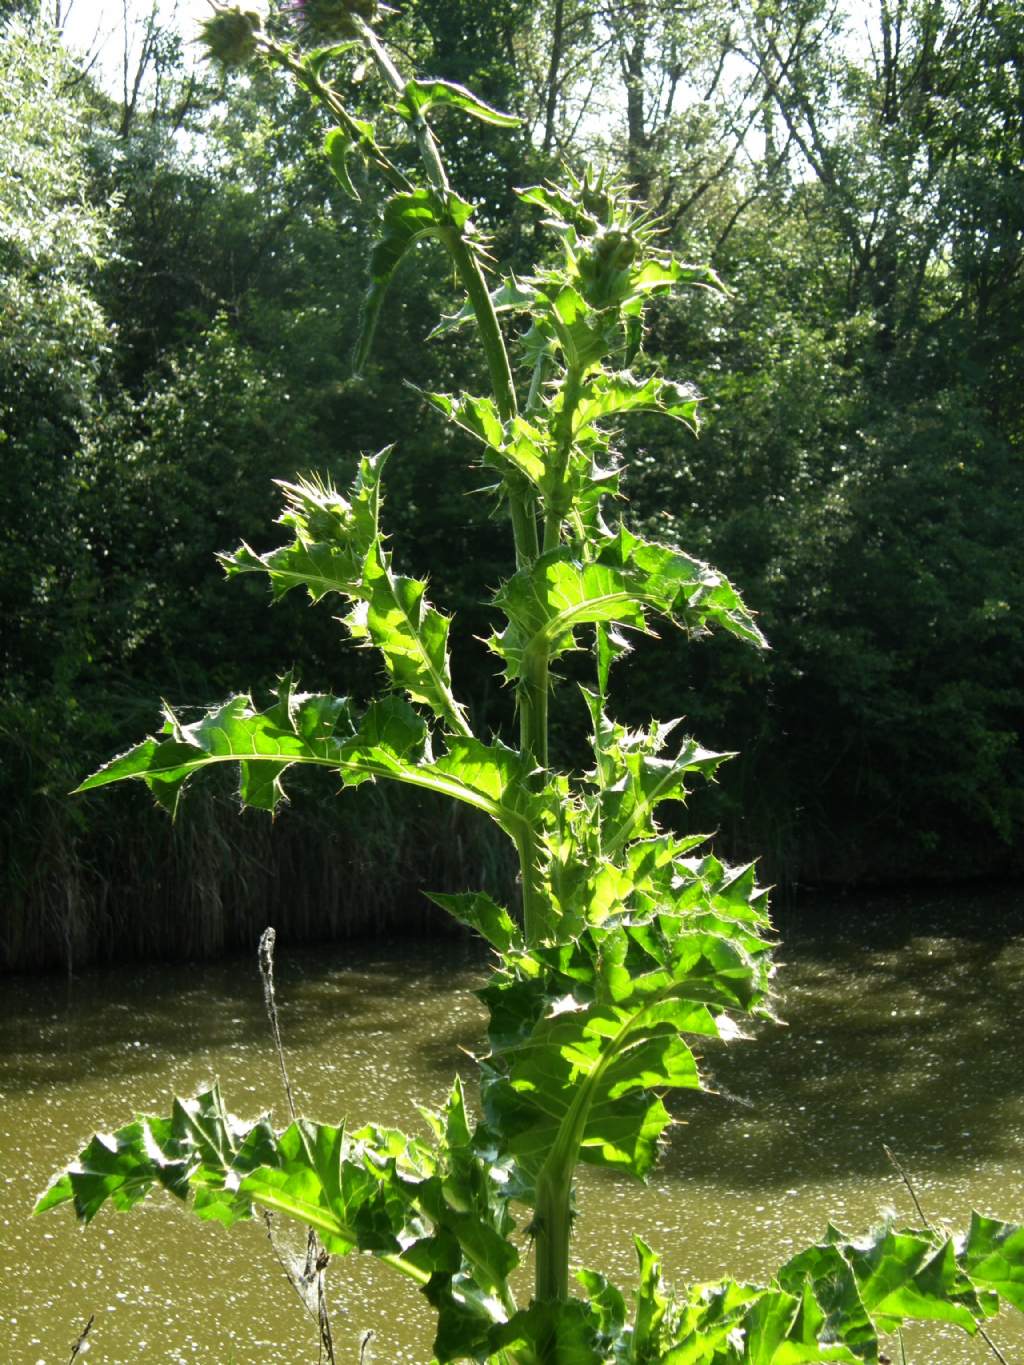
[2,892,1022,1363]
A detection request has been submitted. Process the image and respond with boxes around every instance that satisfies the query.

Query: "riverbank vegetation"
[2,0,1022,971]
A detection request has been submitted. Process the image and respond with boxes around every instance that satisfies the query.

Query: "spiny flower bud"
[594,227,638,271]
[281,0,379,42]
[199,7,265,68]
[580,184,615,228]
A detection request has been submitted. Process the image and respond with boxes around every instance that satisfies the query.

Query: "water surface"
[2,894,1022,1363]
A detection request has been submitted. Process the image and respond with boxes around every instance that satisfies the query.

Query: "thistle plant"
[37,6,1024,1362]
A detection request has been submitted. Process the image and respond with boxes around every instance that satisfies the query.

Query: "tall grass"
[0,769,517,973]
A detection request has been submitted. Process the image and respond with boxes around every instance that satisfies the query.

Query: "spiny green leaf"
[74,683,543,840]
[633,1236,669,1355]
[516,183,584,222]
[440,1077,473,1150]
[482,1046,676,1182]
[540,280,622,368]
[573,372,701,435]
[595,621,632,697]
[240,1119,399,1255]
[425,389,504,447]
[426,891,522,952]
[33,1120,186,1222]
[306,42,360,77]
[354,189,451,376]
[424,1271,510,1363]
[220,458,383,604]
[599,731,732,854]
[478,917,772,1186]
[488,1298,607,1363]
[423,390,549,486]
[778,1242,878,1360]
[845,1228,980,1333]
[427,276,536,338]
[576,1267,628,1339]
[38,1084,521,1362]
[34,1085,256,1224]
[347,540,470,731]
[394,78,519,127]
[490,549,650,683]
[490,530,766,694]
[962,1212,1024,1312]
[597,525,769,649]
[75,687,354,815]
[628,259,725,296]
[224,459,470,729]
[741,1288,807,1364]
[324,123,371,201]
[579,702,731,854]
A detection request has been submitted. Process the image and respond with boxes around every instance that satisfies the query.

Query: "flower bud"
[199,8,264,69]
[580,185,614,227]
[281,0,379,41]
[595,227,638,271]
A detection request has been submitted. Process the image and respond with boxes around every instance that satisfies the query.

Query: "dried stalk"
[258,927,336,1364]
[883,1144,1009,1365]
[68,1313,94,1362]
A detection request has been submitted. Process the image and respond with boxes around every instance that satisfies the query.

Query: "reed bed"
[1,772,517,974]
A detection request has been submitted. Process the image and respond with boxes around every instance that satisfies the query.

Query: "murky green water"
[2,895,1022,1363]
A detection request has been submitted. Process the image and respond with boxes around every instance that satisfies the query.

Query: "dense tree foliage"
[1,0,1021,969]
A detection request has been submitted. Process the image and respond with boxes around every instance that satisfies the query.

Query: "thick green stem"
[515,826,553,946]
[520,643,549,773]
[444,230,540,574]
[532,1074,593,1307]
[260,40,412,195]
[350,16,540,577]
[533,1167,573,1304]
[532,1005,635,1307]
[509,482,541,567]
[349,20,522,427]
[351,16,450,195]
[443,234,521,436]
[542,364,585,552]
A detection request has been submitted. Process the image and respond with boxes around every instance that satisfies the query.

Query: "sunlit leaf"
[324,124,367,200]
[426,891,522,952]
[306,42,360,77]
[73,681,547,846]
[240,1120,398,1255]
[845,1228,980,1333]
[962,1213,1024,1312]
[597,525,769,649]
[423,390,549,486]
[220,458,382,604]
[37,1085,522,1364]
[394,78,519,127]
[346,540,469,729]
[633,1236,669,1355]
[490,549,650,683]
[354,189,452,376]
[477,911,772,1194]
[223,457,470,730]
[573,372,701,435]
[487,1298,606,1363]
[427,277,536,338]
